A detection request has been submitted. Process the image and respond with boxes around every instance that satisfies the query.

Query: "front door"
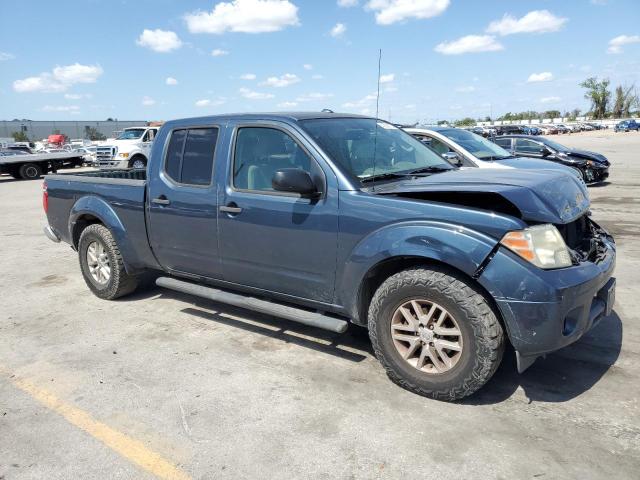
[218,123,339,303]
[147,126,222,278]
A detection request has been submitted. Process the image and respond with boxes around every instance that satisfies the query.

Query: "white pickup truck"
[96,126,159,169]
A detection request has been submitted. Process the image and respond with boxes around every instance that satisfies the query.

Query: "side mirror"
[442,151,462,165]
[272,168,318,196]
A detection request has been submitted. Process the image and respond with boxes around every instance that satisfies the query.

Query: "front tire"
[78,224,139,299]
[129,156,147,169]
[368,267,504,401]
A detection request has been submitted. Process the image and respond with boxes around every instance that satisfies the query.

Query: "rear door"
[493,137,513,152]
[147,126,222,278]
[217,122,339,303]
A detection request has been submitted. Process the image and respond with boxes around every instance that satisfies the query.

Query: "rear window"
[164,128,218,186]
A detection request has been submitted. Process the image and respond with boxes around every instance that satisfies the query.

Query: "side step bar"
[156,277,348,333]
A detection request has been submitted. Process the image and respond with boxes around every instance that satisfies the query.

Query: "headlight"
[500,224,572,269]
[119,152,129,158]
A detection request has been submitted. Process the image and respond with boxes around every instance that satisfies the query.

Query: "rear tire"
[368,267,504,401]
[78,224,139,300]
[18,163,42,180]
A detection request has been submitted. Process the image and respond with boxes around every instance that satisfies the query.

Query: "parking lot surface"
[1,130,639,479]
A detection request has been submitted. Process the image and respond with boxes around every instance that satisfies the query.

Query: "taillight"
[42,181,49,213]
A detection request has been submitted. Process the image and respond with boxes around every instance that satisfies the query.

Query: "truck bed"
[44,169,157,272]
[0,151,85,165]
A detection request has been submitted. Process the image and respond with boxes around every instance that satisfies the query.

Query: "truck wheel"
[129,157,147,169]
[18,163,43,180]
[78,224,139,300]
[368,267,504,401]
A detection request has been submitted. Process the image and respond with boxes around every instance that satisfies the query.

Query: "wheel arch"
[354,256,507,339]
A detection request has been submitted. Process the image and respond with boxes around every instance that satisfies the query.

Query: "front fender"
[69,195,140,273]
[338,221,499,320]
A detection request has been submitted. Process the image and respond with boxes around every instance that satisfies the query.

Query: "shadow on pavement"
[123,283,622,403]
[464,311,623,404]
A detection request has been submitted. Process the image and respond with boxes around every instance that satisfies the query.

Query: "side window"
[429,138,451,156]
[515,139,543,154]
[494,138,511,149]
[163,128,218,186]
[233,127,314,192]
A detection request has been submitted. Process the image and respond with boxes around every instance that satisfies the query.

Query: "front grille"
[557,215,589,250]
[96,146,115,161]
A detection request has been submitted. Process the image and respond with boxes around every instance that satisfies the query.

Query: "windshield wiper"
[406,165,453,175]
[484,155,516,161]
[360,172,413,183]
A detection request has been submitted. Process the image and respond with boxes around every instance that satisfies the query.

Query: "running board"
[156,277,348,333]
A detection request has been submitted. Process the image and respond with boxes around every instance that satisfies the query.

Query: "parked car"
[405,127,583,181]
[554,124,571,134]
[580,123,595,131]
[539,125,559,135]
[496,125,526,135]
[492,134,610,184]
[43,113,616,401]
[614,119,640,132]
[522,125,542,135]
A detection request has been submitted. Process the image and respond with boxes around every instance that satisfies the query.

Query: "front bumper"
[478,225,616,370]
[98,158,129,169]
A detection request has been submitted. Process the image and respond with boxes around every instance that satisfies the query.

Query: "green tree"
[454,117,475,127]
[612,84,637,118]
[580,77,611,119]
[11,131,29,142]
[84,126,106,141]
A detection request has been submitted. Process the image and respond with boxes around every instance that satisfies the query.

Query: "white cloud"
[296,92,334,102]
[42,105,80,112]
[184,0,299,34]
[379,73,395,83]
[365,0,450,25]
[240,73,257,80]
[303,64,313,70]
[607,35,640,54]
[239,87,275,99]
[405,104,416,109]
[277,101,298,108]
[487,10,567,36]
[261,73,300,87]
[142,96,156,106]
[434,35,503,55]
[330,23,347,37]
[338,0,358,7]
[166,77,178,85]
[527,72,553,82]
[211,48,229,57]
[455,85,476,93]
[64,93,92,99]
[312,74,324,80]
[13,63,103,93]
[384,86,398,92]
[195,98,226,107]
[136,29,182,52]
[540,96,561,103]
[0,52,15,61]
[342,93,377,108]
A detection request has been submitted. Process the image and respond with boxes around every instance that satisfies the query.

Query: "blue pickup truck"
[43,113,616,400]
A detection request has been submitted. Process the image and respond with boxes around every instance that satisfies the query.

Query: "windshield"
[299,118,453,182]
[538,137,569,152]
[117,129,145,140]
[437,128,512,160]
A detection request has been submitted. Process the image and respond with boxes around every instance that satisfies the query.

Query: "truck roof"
[163,111,371,128]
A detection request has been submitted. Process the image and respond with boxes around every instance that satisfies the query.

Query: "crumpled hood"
[371,168,590,224]
[564,149,609,165]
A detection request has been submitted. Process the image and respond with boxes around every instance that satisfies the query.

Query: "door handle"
[220,204,242,214]
[152,196,170,205]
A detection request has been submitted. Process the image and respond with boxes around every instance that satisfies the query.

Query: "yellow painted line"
[2,368,191,480]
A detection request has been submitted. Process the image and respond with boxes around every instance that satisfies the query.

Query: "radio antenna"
[371,48,382,191]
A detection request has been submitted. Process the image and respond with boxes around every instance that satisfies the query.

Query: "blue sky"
[1,0,639,122]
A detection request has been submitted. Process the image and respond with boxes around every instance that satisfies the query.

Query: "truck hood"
[369,168,590,224]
